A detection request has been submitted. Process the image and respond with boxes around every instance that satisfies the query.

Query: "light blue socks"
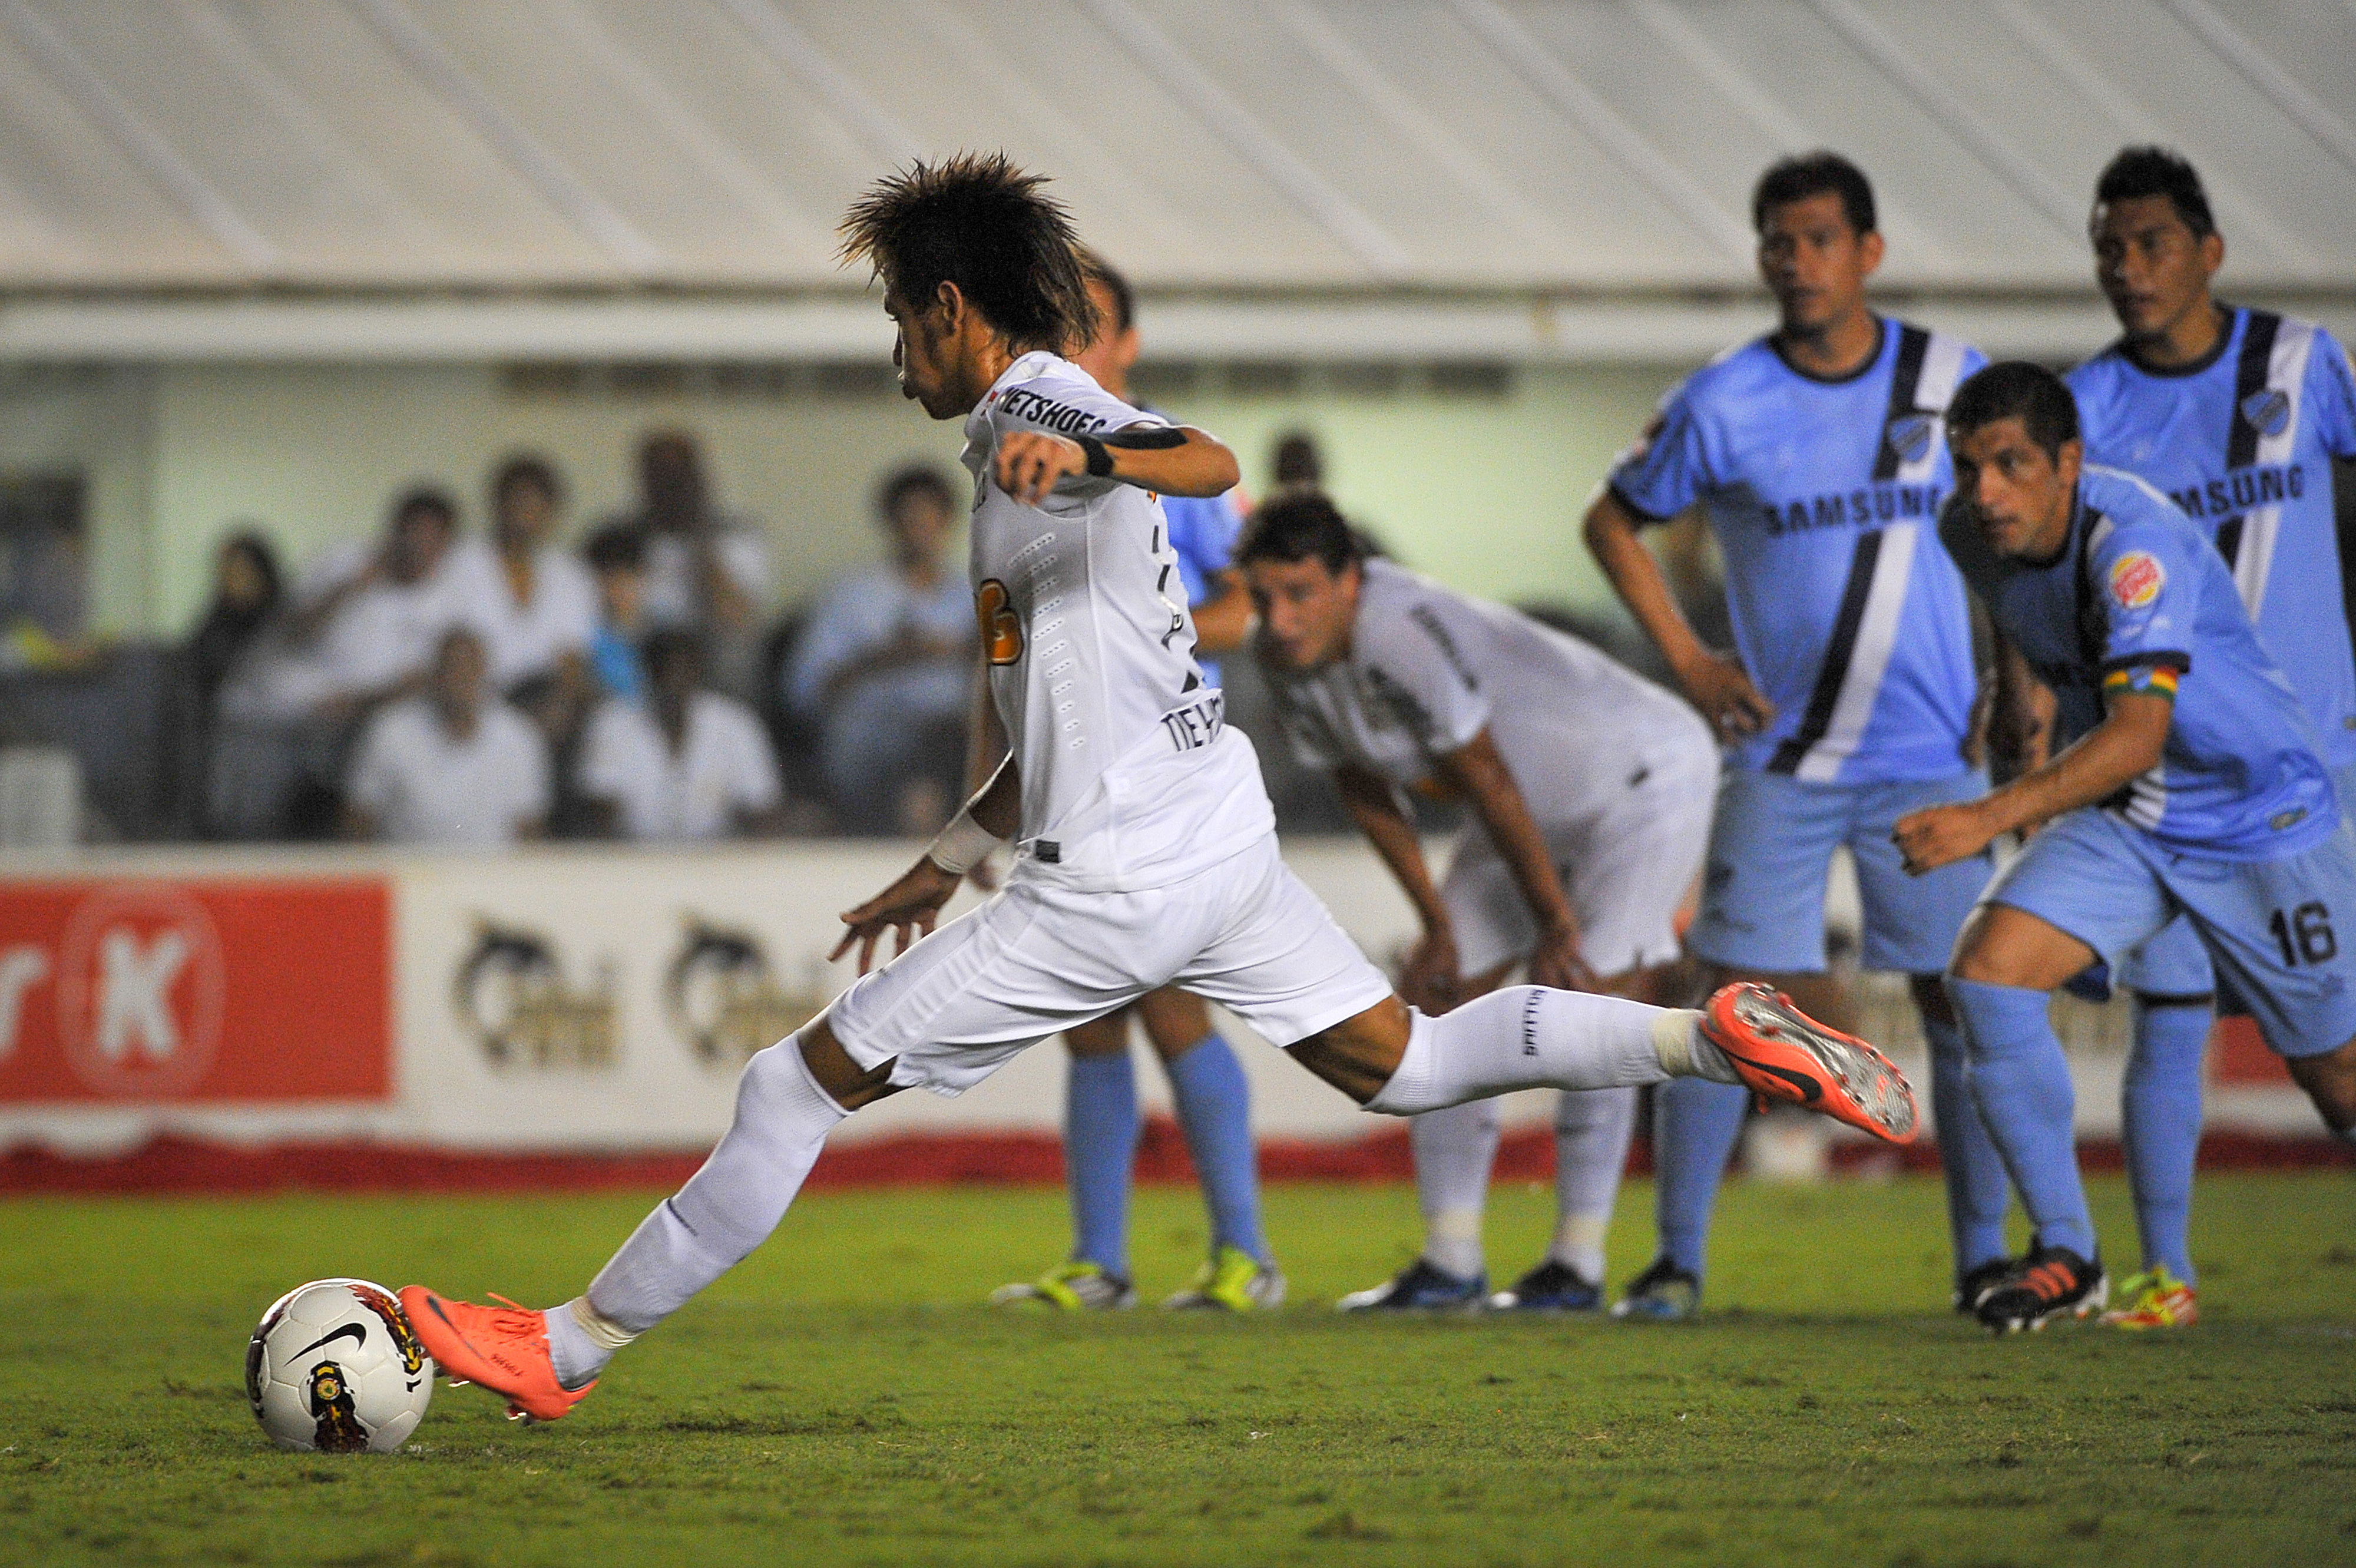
[1947,978,2097,1260]
[2123,998,2211,1282]
[1163,1034,1270,1266]
[1921,1003,2012,1274]
[1650,1076,1750,1281]
[1066,1050,1141,1278]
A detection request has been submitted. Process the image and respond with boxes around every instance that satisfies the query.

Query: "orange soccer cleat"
[399,1286,595,1424]
[1699,981,1920,1146]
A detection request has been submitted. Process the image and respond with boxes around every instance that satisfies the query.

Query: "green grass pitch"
[4,1173,2354,1567]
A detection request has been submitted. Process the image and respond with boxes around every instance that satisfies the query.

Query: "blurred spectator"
[184,530,283,714]
[582,524,649,704]
[609,431,770,700]
[787,465,973,835]
[578,629,782,841]
[1269,429,1323,495]
[454,455,598,740]
[342,627,548,845]
[269,487,475,721]
[0,477,88,666]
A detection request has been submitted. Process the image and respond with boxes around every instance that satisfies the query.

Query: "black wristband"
[1077,434,1114,478]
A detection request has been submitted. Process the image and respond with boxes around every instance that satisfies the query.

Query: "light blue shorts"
[2113,760,2356,1002]
[1687,767,1994,975]
[1987,807,2356,1059]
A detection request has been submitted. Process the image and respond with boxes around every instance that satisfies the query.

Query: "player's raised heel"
[398,1286,595,1424]
[1701,982,1920,1145]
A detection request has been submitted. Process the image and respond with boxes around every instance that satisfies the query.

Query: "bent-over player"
[2060,147,2356,1329]
[1901,362,2356,1334]
[401,155,1916,1421]
[1242,494,1716,1311]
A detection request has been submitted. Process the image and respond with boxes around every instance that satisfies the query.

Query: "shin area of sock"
[587,1036,847,1335]
[1651,1076,1748,1280]
[1946,977,2097,1261]
[1366,988,1676,1116]
[2123,998,2209,1282]
[1921,1007,2011,1272]
[1065,1048,1143,1274]
[1163,1033,1270,1265]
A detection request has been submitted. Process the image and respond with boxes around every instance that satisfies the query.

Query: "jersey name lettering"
[995,388,1109,435]
[1159,692,1226,753]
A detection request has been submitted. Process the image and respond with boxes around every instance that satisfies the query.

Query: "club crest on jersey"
[2240,388,2291,439]
[2109,551,2165,611]
[1884,413,1935,465]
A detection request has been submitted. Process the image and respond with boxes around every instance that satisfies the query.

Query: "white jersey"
[960,352,1273,892]
[1260,558,1713,831]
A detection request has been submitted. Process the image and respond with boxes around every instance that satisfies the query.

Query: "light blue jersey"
[1609,319,1985,783]
[1943,464,2337,861]
[1162,492,1244,687]
[2070,308,2356,773]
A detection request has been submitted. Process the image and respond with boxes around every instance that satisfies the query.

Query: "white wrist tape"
[924,809,1004,875]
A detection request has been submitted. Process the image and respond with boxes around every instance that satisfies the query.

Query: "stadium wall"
[0,840,2334,1191]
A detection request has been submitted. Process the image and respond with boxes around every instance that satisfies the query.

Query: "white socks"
[545,1297,634,1390]
[1550,1087,1638,1281]
[1366,987,1725,1117]
[1410,1099,1503,1278]
[558,1031,849,1384]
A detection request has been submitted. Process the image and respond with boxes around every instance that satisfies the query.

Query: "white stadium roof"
[1,0,2351,359]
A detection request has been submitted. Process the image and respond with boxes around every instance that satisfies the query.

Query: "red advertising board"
[0,877,390,1103]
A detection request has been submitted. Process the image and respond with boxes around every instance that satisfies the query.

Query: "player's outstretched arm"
[994,426,1239,505]
[1331,763,1458,1012]
[1894,689,2171,875]
[1581,488,1773,740]
[1434,730,1597,994]
[833,752,1023,972]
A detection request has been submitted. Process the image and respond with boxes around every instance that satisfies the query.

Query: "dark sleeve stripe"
[2098,651,2190,677]
[1606,480,1672,524]
[1102,425,1187,449]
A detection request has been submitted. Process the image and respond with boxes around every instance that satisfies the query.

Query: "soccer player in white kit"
[1243,495,1718,1311]
[1244,492,1725,1309]
[401,155,1919,1424]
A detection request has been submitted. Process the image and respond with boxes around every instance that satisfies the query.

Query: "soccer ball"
[245,1279,435,1453]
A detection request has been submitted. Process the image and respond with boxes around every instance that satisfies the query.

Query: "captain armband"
[2102,659,2185,704]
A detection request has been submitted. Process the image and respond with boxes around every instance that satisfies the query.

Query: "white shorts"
[827,831,1394,1095]
[1442,750,1718,978]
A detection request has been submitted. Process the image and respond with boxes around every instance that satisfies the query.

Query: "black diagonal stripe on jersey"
[2215,515,2245,570]
[1872,325,1933,481]
[1768,529,1884,775]
[2228,310,2283,471]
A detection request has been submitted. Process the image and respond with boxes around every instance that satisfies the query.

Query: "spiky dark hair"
[838,151,1097,355]
[2094,145,2215,239]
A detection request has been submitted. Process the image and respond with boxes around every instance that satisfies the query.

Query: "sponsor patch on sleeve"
[2108,551,2165,611]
